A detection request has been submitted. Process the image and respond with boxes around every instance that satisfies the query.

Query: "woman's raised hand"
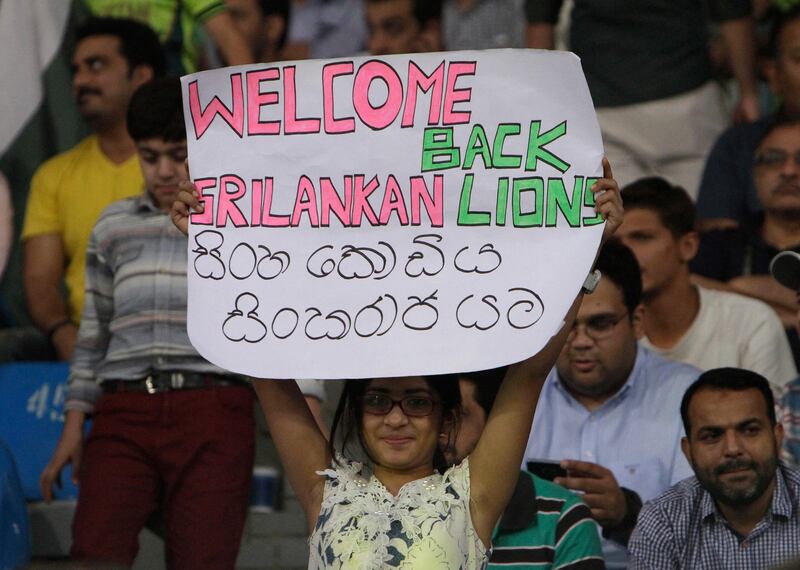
[592,157,624,243]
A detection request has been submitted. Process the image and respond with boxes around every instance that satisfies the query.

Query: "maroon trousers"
[71,385,255,568]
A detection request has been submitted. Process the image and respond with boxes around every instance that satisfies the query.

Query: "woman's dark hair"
[329,374,461,474]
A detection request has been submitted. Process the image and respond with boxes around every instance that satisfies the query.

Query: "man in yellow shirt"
[21,17,165,360]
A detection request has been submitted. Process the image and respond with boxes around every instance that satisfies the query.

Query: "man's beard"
[696,456,777,508]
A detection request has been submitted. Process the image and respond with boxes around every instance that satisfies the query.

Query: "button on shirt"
[65,193,229,413]
[629,464,800,569]
[525,345,700,568]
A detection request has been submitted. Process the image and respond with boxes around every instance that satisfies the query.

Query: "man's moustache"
[77,88,102,98]
[714,459,757,476]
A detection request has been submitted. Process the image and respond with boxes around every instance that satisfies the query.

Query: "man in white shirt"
[618,177,797,386]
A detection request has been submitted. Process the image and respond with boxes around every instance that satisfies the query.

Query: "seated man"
[446,367,604,569]
[618,177,796,385]
[692,119,800,332]
[39,78,255,568]
[629,368,800,569]
[697,6,800,232]
[525,239,700,569]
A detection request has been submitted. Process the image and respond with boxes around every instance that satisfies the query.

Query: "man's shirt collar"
[136,190,162,213]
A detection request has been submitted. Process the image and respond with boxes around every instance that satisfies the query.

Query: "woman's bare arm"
[252,380,331,532]
[467,159,623,546]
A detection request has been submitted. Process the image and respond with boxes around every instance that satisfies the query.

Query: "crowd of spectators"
[2,0,800,568]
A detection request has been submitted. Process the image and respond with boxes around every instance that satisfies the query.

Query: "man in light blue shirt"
[525,240,701,568]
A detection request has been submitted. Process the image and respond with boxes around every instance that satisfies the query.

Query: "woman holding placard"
[171,159,622,568]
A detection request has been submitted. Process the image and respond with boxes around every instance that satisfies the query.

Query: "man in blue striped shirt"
[629,369,800,569]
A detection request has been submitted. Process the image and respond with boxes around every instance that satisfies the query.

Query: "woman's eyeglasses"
[362,393,439,417]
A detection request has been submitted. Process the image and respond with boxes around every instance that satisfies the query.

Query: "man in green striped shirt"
[445,368,605,569]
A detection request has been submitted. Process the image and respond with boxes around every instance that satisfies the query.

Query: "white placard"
[181,49,604,379]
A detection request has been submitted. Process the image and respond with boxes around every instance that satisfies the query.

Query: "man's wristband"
[46,318,73,342]
[602,486,643,547]
[582,269,601,294]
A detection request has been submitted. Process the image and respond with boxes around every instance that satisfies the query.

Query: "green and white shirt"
[490,471,604,569]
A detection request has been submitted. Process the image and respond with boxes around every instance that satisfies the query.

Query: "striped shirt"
[629,464,800,570]
[490,471,605,569]
[65,193,232,413]
[779,378,800,468]
[64,193,326,411]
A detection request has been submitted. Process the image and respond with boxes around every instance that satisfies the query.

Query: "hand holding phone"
[526,459,567,481]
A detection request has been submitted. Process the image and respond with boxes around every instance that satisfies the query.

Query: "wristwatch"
[581,269,601,294]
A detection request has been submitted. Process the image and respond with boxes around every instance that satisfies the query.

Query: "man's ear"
[763,59,781,96]
[681,436,693,467]
[130,65,155,89]
[774,421,785,452]
[679,231,699,263]
[631,303,645,339]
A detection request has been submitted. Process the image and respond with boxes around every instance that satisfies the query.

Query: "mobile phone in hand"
[526,459,567,481]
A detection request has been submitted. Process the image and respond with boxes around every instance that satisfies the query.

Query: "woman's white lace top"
[308,456,488,569]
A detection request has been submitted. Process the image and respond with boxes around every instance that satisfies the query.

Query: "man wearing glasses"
[692,120,800,360]
[524,240,700,569]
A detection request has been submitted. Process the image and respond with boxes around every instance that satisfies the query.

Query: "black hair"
[458,367,508,417]
[259,0,290,18]
[768,5,800,59]
[594,239,643,316]
[127,77,185,142]
[756,117,800,149]
[366,0,442,26]
[680,368,777,437]
[76,17,166,78]
[413,0,443,27]
[621,177,695,237]
[329,374,461,473]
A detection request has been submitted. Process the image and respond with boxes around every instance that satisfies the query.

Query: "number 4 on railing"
[26,383,65,422]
